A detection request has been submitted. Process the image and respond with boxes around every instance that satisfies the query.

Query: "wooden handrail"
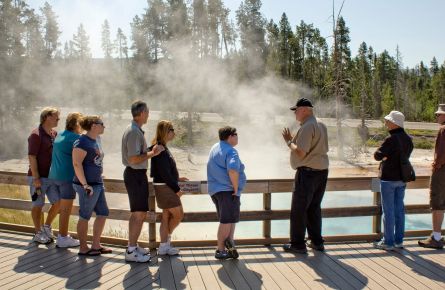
[0,170,433,248]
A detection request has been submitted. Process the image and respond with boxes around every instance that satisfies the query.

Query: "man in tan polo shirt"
[282,98,329,254]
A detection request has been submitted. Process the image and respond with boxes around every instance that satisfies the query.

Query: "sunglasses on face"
[231,133,238,136]
[169,128,175,132]
[94,121,104,126]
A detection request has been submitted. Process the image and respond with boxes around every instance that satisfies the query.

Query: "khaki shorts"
[154,185,182,210]
[430,166,445,210]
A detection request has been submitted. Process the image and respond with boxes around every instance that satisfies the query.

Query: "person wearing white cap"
[373,110,413,250]
[418,104,445,249]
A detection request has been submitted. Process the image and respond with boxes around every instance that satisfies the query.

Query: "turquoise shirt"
[48,130,80,182]
[207,141,246,196]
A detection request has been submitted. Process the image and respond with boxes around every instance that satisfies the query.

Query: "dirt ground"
[0,145,434,180]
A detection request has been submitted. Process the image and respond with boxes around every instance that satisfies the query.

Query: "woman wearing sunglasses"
[150,120,188,255]
[72,115,111,256]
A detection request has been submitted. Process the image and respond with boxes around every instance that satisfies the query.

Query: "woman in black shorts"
[150,120,188,255]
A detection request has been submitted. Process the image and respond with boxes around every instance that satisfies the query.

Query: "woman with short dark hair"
[207,126,246,259]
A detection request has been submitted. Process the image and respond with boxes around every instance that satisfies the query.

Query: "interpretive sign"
[179,181,201,193]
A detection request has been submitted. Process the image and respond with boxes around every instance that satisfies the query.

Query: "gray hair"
[131,100,148,117]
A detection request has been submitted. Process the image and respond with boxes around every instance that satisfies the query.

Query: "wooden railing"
[0,170,436,248]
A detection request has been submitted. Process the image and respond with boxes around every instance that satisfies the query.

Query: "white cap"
[384,110,405,128]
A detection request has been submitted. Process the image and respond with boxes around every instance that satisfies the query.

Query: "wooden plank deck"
[1,230,445,289]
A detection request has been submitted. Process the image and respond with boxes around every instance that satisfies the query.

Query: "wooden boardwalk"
[1,230,445,289]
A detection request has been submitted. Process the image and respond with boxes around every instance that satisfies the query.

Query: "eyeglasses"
[94,121,104,126]
[231,133,238,136]
[169,128,175,132]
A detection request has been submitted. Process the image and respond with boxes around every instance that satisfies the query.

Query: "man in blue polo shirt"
[207,126,246,259]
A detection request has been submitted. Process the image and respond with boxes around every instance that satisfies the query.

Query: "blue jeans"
[380,180,406,246]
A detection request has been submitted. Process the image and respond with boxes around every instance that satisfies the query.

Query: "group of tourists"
[373,104,445,251]
[27,98,445,264]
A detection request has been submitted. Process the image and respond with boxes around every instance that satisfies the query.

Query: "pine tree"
[381,82,395,115]
[130,15,149,61]
[72,23,91,60]
[207,0,223,57]
[278,13,292,78]
[40,1,60,59]
[0,0,26,57]
[192,0,208,58]
[166,0,190,41]
[430,57,439,75]
[220,6,236,57]
[236,0,267,77]
[115,27,128,67]
[145,0,167,61]
[23,8,45,59]
[101,19,113,58]
[265,19,279,73]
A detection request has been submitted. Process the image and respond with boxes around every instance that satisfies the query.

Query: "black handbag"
[395,135,416,182]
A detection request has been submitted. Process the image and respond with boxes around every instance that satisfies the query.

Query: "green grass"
[0,184,30,200]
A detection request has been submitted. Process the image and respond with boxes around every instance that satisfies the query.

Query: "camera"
[31,187,41,201]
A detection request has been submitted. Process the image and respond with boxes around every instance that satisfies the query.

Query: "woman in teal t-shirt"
[48,112,82,248]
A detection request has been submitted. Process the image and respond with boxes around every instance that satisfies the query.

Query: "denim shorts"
[28,177,60,207]
[73,184,109,221]
[47,179,76,200]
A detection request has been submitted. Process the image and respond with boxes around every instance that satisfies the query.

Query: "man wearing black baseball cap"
[282,98,329,254]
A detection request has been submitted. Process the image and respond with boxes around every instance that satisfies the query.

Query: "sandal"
[92,247,112,254]
[78,249,101,256]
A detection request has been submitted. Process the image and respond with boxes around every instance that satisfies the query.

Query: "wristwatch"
[287,140,292,146]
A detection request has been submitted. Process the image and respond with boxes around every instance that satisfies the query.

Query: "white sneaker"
[42,225,55,242]
[158,243,180,256]
[56,235,80,248]
[373,240,394,251]
[125,247,151,263]
[394,242,404,249]
[33,231,51,244]
[135,246,149,255]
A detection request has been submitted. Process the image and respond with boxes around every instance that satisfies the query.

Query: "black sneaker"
[225,239,239,259]
[283,244,307,254]
[215,249,232,260]
[307,241,325,252]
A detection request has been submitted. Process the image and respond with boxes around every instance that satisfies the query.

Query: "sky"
[27,0,445,68]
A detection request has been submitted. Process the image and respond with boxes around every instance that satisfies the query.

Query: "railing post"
[148,190,157,250]
[263,192,271,246]
[372,191,382,237]
[371,178,382,239]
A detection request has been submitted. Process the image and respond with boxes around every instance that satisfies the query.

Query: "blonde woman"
[72,115,111,256]
[48,112,83,248]
[150,120,187,255]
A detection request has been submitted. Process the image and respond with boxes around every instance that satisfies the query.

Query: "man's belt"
[298,166,327,172]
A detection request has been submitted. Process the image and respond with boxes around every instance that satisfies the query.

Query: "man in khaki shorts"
[419,104,445,249]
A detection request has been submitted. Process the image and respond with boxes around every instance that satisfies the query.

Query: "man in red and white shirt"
[28,107,60,244]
